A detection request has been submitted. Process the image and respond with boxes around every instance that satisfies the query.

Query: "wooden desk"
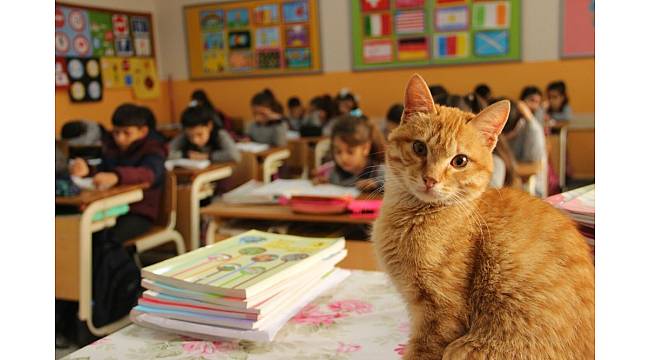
[287,136,329,178]
[228,147,291,188]
[55,184,146,336]
[201,201,378,271]
[172,163,234,251]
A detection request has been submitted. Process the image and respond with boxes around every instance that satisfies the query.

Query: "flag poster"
[351,0,520,69]
[185,0,321,78]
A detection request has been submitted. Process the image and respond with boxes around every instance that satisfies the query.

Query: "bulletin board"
[560,0,595,58]
[55,2,160,102]
[184,0,321,79]
[351,0,520,70]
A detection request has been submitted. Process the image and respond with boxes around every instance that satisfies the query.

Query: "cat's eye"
[451,154,469,168]
[412,141,427,157]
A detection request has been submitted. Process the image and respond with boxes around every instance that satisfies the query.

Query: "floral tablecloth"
[64,270,410,359]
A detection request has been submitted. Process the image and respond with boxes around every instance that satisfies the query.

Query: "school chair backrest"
[156,171,177,230]
[314,138,331,168]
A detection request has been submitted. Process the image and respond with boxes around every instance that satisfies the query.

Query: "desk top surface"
[64,270,408,360]
[172,162,235,180]
[55,184,146,208]
[201,201,377,224]
[250,146,290,158]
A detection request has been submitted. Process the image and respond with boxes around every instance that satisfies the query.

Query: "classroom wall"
[55,0,169,135]
[56,0,594,134]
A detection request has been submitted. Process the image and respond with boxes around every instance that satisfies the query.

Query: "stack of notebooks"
[546,184,595,257]
[130,230,349,342]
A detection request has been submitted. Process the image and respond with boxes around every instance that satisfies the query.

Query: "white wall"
[63,0,563,79]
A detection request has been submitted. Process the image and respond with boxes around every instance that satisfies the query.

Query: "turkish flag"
[361,0,390,12]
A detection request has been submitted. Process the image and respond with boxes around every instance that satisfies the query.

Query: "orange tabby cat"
[372,74,594,360]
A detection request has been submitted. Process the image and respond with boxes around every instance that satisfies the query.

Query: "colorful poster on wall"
[286,24,309,47]
[56,6,93,57]
[561,0,594,57]
[100,57,133,88]
[286,48,311,68]
[282,1,309,23]
[255,27,280,49]
[131,58,160,99]
[89,11,115,56]
[67,57,103,102]
[55,57,70,89]
[254,4,279,25]
[351,0,520,69]
[185,0,321,79]
[56,2,156,99]
[201,10,225,31]
[112,14,134,57]
[131,16,152,57]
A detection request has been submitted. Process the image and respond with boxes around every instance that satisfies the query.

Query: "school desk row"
[55,143,376,337]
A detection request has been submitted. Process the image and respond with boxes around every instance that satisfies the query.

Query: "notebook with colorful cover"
[140,248,348,315]
[141,230,346,298]
[131,268,351,342]
[136,265,342,330]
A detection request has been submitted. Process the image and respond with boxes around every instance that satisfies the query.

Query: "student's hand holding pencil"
[69,157,89,177]
[93,172,119,190]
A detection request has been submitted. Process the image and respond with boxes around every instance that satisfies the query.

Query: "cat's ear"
[403,74,437,123]
[470,100,510,150]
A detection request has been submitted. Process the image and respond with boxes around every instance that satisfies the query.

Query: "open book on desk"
[221,179,360,204]
[235,142,270,153]
[165,158,211,171]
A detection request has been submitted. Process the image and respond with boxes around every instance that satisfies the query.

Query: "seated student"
[497,98,548,197]
[335,90,362,116]
[474,83,492,108]
[520,86,546,128]
[68,103,167,243]
[168,105,241,163]
[139,105,167,143]
[61,119,106,146]
[313,115,385,192]
[384,103,404,138]
[286,96,305,131]
[247,89,288,147]
[544,80,572,124]
[428,84,448,99]
[300,95,336,136]
[490,136,521,189]
[190,89,232,131]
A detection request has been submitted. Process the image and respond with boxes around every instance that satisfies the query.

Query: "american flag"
[396,10,425,34]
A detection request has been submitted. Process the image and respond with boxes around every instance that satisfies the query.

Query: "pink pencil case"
[280,195,352,214]
[347,199,382,218]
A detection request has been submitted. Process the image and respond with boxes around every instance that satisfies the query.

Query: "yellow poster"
[100,57,132,88]
[131,57,160,99]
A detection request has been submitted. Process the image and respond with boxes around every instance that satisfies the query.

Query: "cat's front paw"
[442,337,486,360]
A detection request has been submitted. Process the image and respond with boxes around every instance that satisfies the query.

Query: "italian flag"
[364,13,391,37]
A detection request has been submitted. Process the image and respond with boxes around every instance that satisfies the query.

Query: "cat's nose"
[422,176,438,189]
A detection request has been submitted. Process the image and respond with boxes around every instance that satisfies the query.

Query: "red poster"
[562,0,595,57]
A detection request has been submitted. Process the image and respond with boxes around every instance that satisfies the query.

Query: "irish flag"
[364,13,391,37]
[473,1,510,29]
